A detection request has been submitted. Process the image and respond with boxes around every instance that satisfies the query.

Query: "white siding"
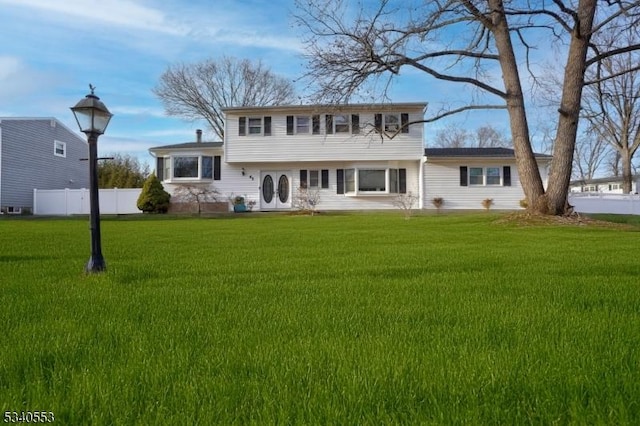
[423,160,531,210]
[225,111,424,163]
[163,160,422,211]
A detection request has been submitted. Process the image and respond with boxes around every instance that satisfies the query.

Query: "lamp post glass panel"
[71,85,112,273]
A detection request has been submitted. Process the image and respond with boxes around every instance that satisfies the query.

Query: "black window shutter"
[264,116,272,136]
[156,157,164,181]
[321,169,329,188]
[312,115,320,134]
[239,117,246,136]
[336,169,344,194]
[351,114,360,134]
[325,115,333,134]
[213,156,221,180]
[503,166,511,186]
[401,113,409,133]
[460,166,468,186]
[399,168,407,193]
[300,169,308,188]
[286,116,294,135]
[374,114,382,132]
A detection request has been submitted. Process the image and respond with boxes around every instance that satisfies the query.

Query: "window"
[173,156,198,178]
[54,140,66,157]
[239,116,271,136]
[337,168,407,194]
[460,166,511,187]
[300,169,330,189]
[169,155,220,181]
[309,170,319,188]
[248,118,262,135]
[486,167,501,185]
[334,114,350,133]
[202,156,213,179]
[325,114,359,134]
[297,116,310,134]
[469,167,484,185]
[384,114,399,132]
[374,113,410,134]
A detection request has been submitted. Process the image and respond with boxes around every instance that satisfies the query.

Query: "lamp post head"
[70,85,113,135]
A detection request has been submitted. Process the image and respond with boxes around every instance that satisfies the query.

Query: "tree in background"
[98,153,150,189]
[581,27,640,193]
[137,174,171,213]
[432,124,509,148]
[153,56,296,140]
[572,133,611,181]
[295,0,640,214]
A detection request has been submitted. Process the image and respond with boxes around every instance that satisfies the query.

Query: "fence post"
[33,189,38,215]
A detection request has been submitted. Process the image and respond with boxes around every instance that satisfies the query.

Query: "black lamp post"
[71,85,113,273]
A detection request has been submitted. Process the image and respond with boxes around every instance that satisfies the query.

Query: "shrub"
[393,192,419,220]
[137,174,171,213]
[481,198,494,211]
[293,187,321,215]
[431,197,444,212]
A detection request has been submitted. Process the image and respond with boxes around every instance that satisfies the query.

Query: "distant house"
[0,117,89,213]
[149,104,551,211]
[569,176,640,194]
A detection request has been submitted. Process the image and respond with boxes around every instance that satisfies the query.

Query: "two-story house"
[0,117,89,214]
[149,103,551,211]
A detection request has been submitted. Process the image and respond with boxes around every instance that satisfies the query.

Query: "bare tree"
[432,124,470,147]
[154,56,296,140]
[295,0,640,215]
[474,125,510,148]
[581,27,640,193]
[173,184,220,214]
[572,132,610,180]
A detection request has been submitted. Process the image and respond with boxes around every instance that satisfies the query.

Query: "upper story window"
[287,115,321,135]
[374,113,410,134]
[54,140,66,157]
[460,166,511,187]
[325,114,360,135]
[239,116,272,136]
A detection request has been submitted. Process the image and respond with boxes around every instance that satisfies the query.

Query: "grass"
[1,212,639,424]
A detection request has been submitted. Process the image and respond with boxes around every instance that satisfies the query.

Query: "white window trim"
[166,155,214,182]
[469,166,502,186]
[54,140,66,158]
[344,167,402,196]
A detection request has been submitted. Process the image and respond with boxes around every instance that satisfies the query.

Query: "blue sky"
[0,0,541,167]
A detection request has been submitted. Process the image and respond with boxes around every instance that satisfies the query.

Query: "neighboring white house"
[569,176,640,194]
[149,104,551,211]
[0,117,89,214]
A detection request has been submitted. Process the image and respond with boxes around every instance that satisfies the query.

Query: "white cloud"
[0,0,188,35]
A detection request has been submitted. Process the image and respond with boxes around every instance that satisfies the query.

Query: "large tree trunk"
[546,0,598,214]
[488,0,545,209]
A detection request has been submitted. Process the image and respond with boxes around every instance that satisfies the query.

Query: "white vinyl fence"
[33,188,142,215]
[569,193,640,215]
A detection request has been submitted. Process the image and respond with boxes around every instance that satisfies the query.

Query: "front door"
[260,171,292,210]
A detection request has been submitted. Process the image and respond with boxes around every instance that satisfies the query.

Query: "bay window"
[158,155,220,181]
[337,167,406,195]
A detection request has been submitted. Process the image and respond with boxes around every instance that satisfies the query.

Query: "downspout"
[419,155,426,209]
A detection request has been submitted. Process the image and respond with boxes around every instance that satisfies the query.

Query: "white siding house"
[423,148,551,210]
[149,104,551,212]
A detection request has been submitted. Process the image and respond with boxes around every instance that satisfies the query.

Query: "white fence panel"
[34,188,142,215]
[569,193,640,215]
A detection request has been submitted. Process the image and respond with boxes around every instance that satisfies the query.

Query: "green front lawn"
[1,213,639,424]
